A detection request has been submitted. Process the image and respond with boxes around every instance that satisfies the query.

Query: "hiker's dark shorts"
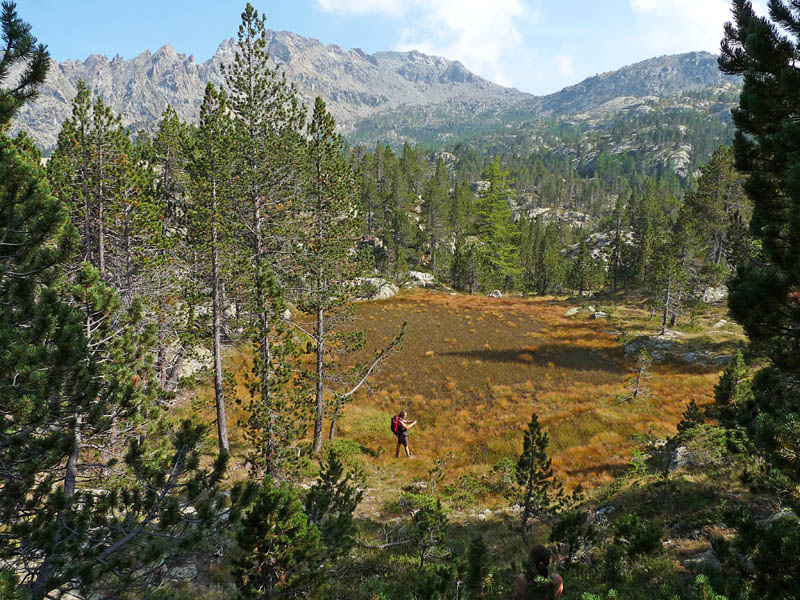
[396,431,408,446]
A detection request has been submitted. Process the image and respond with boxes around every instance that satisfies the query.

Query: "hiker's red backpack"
[390,414,402,434]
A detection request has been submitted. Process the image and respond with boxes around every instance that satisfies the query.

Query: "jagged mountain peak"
[10,29,736,156]
[11,30,523,153]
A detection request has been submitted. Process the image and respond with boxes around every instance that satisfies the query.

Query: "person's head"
[530,545,551,577]
[399,410,408,418]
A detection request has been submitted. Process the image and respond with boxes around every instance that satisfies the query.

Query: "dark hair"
[530,545,551,578]
[400,410,407,418]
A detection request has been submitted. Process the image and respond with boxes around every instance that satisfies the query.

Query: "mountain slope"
[348,51,739,148]
[539,51,736,115]
[10,31,526,153]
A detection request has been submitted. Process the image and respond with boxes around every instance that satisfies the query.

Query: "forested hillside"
[2,1,800,600]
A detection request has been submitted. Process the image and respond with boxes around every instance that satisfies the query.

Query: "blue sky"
[20,0,765,95]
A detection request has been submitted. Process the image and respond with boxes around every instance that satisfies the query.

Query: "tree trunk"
[313,306,325,453]
[661,273,672,336]
[123,204,132,305]
[254,190,277,473]
[98,152,105,278]
[520,454,534,544]
[28,420,81,600]
[328,409,337,440]
[211,183,229,454]
[81,123,92,266]
[156,301,167,389]
[166,341,187,391]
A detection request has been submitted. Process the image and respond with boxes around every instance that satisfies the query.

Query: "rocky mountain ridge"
[10,30,524,153]
[9,26,739,156]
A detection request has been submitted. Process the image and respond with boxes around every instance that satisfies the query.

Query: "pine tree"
[186,84,235,454]
[627,180,677,289]
[232,479,323,600]
[528,222,566,295]
[0,1,49,125]
[473,157,520,291]
[680,146,749,276]
[386,161,415,277]
[569,237,604,297]
[515,412,563,542]
[223,2,307,478]
[712,350,753,426]
[422,157,449,274]
[48,82,138,283]
[304,449,364,557]
[0,131,225,600]
[150,105,194,390]
[465,534,491,600]
[720,0,800,491]
[297,98,370,452]
[677,399,705,433]
[409,497,449,570]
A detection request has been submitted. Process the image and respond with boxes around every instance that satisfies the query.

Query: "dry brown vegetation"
[339,291,732,490]
[187,289,740,509]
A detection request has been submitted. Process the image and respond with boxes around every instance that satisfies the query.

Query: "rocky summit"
[10,30,523,153]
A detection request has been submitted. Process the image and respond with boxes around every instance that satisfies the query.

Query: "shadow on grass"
[600,476,734,532]
[565,462,629,479]
[442,344,627,374]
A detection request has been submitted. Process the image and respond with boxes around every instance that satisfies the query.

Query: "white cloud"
[628,0,769,55]
[554,54,575,79]
[316,0,406,17]
[316,0,534,88]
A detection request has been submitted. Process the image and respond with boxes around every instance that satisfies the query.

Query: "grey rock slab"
[684,549,722,572]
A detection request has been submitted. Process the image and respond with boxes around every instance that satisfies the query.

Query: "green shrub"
[323,438,363,466]
[613,513,662,558]
[0,570,22,600]
[550,509,597,561]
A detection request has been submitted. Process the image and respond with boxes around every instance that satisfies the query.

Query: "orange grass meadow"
[336,290,724,490]
[188,289,727,496]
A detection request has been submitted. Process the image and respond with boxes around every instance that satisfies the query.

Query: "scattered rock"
[470,180,491,193]
[405,271,437,288]
[681,352,701,363]
[179,346,213,380]
[591,311,608,319]
[659,329,684,341]
[591,506,615,523]
[684,549,722,572]
[477,509,492,521]
[355,277,399,300]
[701,286,728,303]
[488,290,502,298]
[281,308,292,321]
[564,307,581,317]
[404,480,428,492]
[668,446,693,472]
[624,335,680,363]
[765,507,798,524]
[712,355,734,367]
[711,319,727,329]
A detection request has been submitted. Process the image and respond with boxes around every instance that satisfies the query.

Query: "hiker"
[515,545,563,600]
[391,410,416,458]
